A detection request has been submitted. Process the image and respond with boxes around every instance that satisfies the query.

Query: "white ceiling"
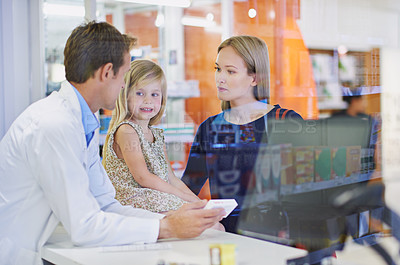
[44,0,400,59]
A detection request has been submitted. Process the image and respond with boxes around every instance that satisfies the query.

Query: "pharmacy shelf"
[245,190,280,206]
[158,123,195,143]
[244,172,381,206]
[318,101,347,110]
[164,134,194,143]
[280,171,380,196]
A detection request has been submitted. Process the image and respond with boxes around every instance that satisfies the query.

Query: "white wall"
[0,0,45,139]
[381,48,400,216]
[164,6,185,81]
[30,0,46,108]
[0,0,30,139]
[0,0,4,139]
[298,0,400,50]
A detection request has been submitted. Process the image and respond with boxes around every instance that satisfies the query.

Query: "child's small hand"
[188,193,201,202]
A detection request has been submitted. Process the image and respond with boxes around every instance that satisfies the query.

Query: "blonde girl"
[103,59,199,213]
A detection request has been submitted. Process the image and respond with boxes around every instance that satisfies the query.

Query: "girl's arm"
[114,124,198,203]
[163,144,200,202]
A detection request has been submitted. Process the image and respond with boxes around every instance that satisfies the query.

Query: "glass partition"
[44,0,400,263]
[43,0,86,95]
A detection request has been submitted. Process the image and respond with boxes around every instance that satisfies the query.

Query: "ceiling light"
[115,0,192,8]
[131,49,143,57]
[206,13,214,21]
[155,13,165,27]
[338,45,348,55]
[181,16,216,28]
[248,8,257,18]
[269,10,275,20]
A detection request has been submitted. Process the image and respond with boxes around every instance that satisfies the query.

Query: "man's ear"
[99,62,114,81]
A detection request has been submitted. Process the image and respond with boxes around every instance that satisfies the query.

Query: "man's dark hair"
[343,95,362,105]
[64,21,137,83]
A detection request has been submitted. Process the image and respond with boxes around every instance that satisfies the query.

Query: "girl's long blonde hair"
[217,35,270,111]
[102,59,167,164]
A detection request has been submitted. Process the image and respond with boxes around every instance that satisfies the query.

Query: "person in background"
[331,86,369,119]
[102,59,200,213]
[182,35,302,233]
[0,21,224,265]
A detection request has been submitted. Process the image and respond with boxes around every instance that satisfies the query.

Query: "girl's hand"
[184,192,201,203]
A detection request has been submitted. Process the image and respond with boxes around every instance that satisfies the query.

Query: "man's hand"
[158,200,225,239]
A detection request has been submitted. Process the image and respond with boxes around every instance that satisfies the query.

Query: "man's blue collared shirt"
[72,86,100,147]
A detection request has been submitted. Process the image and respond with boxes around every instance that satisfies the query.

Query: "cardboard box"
[270,145,281,187]
[331,147,347,178]
[346,146,361,177]
[368,148,375,172]
[254,145,272,192]
[294,146,314,162]
[254,144,295,190]
[280,143,295,185]
[295,163,314,184]
[293,146,314,184]
[314,146,332,182]
[360,148,369,174]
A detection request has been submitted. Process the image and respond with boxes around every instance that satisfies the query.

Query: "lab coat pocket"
[0,237,14,265]
[15,247,38,265]
[0,238,38,265]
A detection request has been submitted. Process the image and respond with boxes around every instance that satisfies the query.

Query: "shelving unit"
[246,171,380,207]
[310,48,382,117]
[281,171,379,196]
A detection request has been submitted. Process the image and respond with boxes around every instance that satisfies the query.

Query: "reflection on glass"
[43,0,398,263]
[43,0,85,95]
[238,118,381,253]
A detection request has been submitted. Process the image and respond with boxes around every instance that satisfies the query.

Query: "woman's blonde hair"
[102,59,167,163]
[217,35,270,111]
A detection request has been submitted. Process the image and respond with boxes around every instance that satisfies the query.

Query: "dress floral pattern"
[103,120,185,212]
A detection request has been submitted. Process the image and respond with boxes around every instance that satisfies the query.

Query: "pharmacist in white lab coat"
[0,21,224,265]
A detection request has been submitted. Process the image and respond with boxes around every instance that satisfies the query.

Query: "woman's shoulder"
[200,113,223,126]
[267,104,303,120]
[191,113,223,140]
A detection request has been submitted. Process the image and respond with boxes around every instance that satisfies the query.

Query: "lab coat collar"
[58,81,83,124]
[71,85,100,146]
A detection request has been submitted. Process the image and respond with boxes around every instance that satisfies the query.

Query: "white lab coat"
[0,81,163,265]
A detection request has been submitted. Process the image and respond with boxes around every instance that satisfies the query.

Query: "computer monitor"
[237,117,378,253]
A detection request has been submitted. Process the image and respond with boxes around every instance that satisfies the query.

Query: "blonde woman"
[182,36,302,232]
[103,59,199,213]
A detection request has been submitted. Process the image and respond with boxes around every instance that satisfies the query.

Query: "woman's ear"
[251,73,257,86]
